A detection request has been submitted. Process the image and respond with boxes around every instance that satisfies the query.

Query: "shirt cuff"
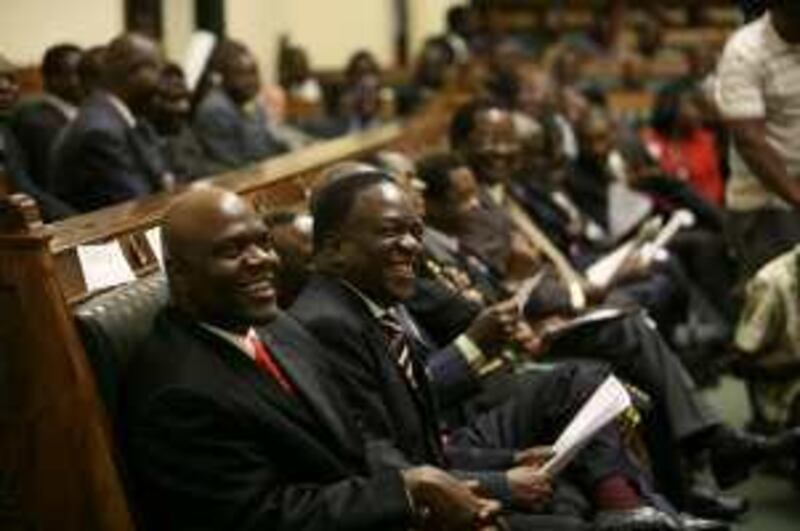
[455,334,487,373]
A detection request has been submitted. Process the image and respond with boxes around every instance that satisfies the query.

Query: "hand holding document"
[539,375,632,477]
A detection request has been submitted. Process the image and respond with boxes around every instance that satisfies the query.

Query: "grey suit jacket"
[193,88,287,169]
[50,92,168,213]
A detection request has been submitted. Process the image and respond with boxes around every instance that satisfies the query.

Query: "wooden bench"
[0,83,462,531]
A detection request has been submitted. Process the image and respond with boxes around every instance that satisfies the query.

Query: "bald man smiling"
[121,185,501,531]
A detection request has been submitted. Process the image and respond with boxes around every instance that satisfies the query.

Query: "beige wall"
[226,0,396,82]
[163,0,196,64]
[0,0,459,77]
[409,0,465,57]
[0,0,124,66]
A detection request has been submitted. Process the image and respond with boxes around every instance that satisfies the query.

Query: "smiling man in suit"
[50,33,173,213]
[288,169,724,530]
[122,185,501,531]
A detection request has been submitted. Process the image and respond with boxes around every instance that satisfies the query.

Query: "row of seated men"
[116,91,800,531]
[0,32,416,221]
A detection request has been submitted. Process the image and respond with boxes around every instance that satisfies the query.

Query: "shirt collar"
[340,280,388,320]
[43,93,77,121]
[104,92,137,128]
[201,322,257,360]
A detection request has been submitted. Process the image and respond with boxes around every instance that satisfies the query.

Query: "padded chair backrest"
[74,273,168,421]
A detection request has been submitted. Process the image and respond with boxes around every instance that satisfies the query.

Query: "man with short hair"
[716,0,800,275]
[290,169,721,530]
[122,185,501,531]
[193,40,287,169]
[50,33,173,212]
[147,63,218,181]
[0,54,73,220]
[11,43,83,189]
[415,149,799,515]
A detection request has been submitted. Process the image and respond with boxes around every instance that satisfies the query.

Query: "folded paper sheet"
[77,241,136,292]
[540,375,632,476]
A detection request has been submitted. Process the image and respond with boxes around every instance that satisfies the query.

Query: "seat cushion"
[74,273,168,420]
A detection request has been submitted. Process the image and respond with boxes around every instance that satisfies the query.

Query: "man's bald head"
[163,186,280,332]
[163,186,246,260]
[104,33,162,113]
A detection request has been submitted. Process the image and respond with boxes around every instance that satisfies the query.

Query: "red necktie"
[248,334,295,395]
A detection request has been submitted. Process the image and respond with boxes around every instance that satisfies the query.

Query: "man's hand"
[403,466,501,530]
[505,465,552,511]
[514,446,554,468]
[465,299,520,354]
[511,321,546,358]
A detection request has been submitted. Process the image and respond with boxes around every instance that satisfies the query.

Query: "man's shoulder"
[12,98,65,128]
[723,15,775,60]
[67,96,128,143]
[196,89,238,119]
[124,309,222,399]
[753,245,800,289]
[290,276,373,339]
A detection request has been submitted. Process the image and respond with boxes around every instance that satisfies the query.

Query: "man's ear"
[315,232,347,272]
[165,256,189,300]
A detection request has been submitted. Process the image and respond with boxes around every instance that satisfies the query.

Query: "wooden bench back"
[0,84,462,531]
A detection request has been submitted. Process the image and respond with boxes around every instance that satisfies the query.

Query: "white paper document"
[607,182,652,241]
[145,227,164,269]
[77,241,136,292]
[540,375,632,477]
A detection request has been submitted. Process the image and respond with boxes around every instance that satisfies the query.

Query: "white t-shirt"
[715,13,800,211]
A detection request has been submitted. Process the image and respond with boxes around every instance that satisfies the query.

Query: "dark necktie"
[247,332,295,394]
[379,307,418,390]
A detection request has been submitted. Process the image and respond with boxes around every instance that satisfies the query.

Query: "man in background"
[11,43,83,189]
[51,33,173,213]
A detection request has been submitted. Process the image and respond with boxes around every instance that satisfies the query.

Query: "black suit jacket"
[289,275,514,474]
[289,275,444,467]
[10,97,70,189]
[51,92,168,212]
[122,307,412,531]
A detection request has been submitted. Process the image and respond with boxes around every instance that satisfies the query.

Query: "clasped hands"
[403,446,553,530]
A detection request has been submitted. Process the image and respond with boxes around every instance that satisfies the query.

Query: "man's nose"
[244,244,279,267]
[398,231,422,254]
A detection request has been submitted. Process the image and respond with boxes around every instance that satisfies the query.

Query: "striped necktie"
[379,307,418,389]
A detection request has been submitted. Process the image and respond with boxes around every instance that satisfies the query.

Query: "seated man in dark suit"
[146,63,220,182]
[290,170,715,530]
[415,148,800,511]
[122,185,501,531]
[10,43,83,190]
[193,40,288,170]
[0,55,74,220]
[50,33,173,213]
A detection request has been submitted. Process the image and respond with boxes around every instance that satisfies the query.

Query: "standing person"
[122,185,501,531]
[10,44,83,189]
[193,40,287,170]
[716,0,800,276]
[50,33,172,213]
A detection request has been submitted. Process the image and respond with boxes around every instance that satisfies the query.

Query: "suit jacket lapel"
[188,323,324,438]
[258,321,360,455]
